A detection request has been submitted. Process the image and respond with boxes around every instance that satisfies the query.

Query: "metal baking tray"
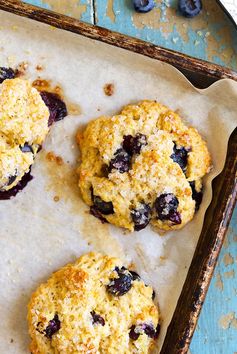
[0,1,236,353]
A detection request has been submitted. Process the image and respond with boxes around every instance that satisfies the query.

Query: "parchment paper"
[0,11,236,354]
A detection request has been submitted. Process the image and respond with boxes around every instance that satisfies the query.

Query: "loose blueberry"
[129,323,157,340]
[20,143,34,154]
[45,314,61,339]
[123,134,147,155]
[170,143,189,173]
[93,195,114,215]
[133,0,155,13]
[131,204,151,231]
[178,0,202,18]
[189,181,203,211]
[90,206,108,223]
[40,91,67,126]
[107,267,132,296]
[0,67,15,83]
[130,271,141,281]
[155,193,182,225]
[91,311,105,326]
[109,148,131,173]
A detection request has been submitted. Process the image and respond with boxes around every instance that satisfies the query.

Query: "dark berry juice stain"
[40,91,68,126]
[45,314,61,339]
[91,311,105,326]
[131,203,151,231]
[155,193,182,224]
[107,267,132,296]
[170,142,189,173]
[0,67,15,83]
[189,181,203,211]
[90,206,108,224]
[0,170,33,200]
[130,271,141,281]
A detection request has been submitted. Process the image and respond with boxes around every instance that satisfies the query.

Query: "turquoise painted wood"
[20,1,237,353]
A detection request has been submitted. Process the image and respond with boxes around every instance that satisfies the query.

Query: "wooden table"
[23,1,237,353]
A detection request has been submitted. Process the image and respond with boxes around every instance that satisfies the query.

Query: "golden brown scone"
[78,100,211,232]
[0,78,49,191]
[28,252,159,354]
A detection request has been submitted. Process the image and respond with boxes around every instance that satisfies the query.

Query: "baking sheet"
[0,10,236,354]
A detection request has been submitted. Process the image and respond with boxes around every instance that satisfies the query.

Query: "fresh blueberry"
[133,0,155,13]
[107,267,132,296]
[90,206,108,223]
[155,193,182,224]
[0,67,15,83]
[189,181,203,211]
[109,148,131,173]
[40,91,67,126]
[178,0,202,18]
[131,204,151,231]
[123,134,147,155]
[91,311,105,326]
[129,323,157,340]
[93,195,114,215]
[20,143,34,154]
[130,271,141,281]
[170,143,189,173]
[45,314,61,339]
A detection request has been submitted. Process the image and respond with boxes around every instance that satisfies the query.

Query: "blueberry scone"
[0,77,49,191]
[78,100,211,231]
[28,252,159,354]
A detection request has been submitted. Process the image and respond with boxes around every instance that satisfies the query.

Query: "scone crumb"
[36,64,44,71]
[46,152,63,166]
[103,83,114,96]
[15,61,29,76]
[53,196,60,202]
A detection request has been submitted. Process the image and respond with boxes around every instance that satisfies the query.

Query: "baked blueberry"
[123,134,147,155]
[131,204,151,231]
[45,314,61,339]
[155,193,182,224]
[107,267,132,296]
[189,181,203,211]
[178,0,202,18]
[130,271,141,281]
[109,148,131,173]
[91,311,105,326]
[93,195,114,215]
[129,323,157,340]
[133,0,155,13]
[170,142,189,173]
[20,143,34,154]
[152,289,156,300]
[40,91,67,126]
[7,174,17,187]
[0,67,15,83]
[90,206,108,223]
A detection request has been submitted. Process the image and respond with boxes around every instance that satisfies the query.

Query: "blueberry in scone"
[0,78,49,192]
[28,252,159,354]
[78,100,211,232]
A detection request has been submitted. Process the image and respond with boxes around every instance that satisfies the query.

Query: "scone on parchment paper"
[0,78,49,192]
[78,100,211,232]
[28,253,159,354]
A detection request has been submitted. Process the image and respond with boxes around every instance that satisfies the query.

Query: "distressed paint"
[16,1,237,353]
[95,0,237,70]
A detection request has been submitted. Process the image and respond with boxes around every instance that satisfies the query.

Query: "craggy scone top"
[78,100,211,232]
[28,252,159,354]
[0,78,49,191]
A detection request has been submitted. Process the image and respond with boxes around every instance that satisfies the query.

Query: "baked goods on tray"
[28,252,159,354]
[78,100,211,232]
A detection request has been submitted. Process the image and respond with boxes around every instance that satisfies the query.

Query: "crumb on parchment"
[103,83,114,96]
